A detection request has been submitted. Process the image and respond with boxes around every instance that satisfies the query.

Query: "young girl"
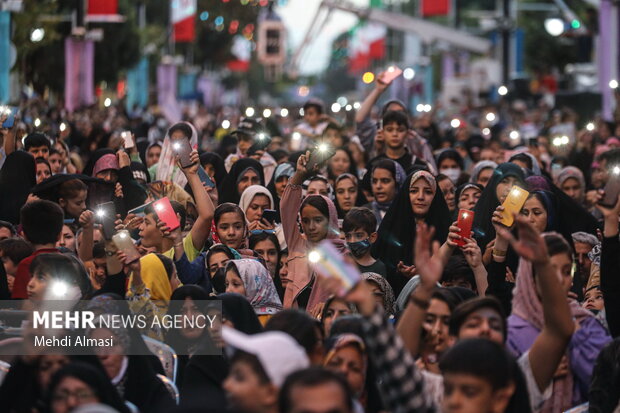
[56,224,77,252]
[334,173,365,219]
[327,148,357,184]
[224,259,283,324]
[35,158,52,184]
[280,151,345,310]
[57,179,88,220]
[214,203,247,252]
[239,185,285,249]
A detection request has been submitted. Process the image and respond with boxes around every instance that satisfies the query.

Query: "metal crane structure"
[288,0,493,78]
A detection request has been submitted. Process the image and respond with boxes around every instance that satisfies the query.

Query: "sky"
[277,0,369,75]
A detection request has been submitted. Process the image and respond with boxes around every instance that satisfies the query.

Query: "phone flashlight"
[51,280,69,298]
[96,209,105,218]
[461,212,469,219]
[613,166,620,175]
[387,66,395,72]
[59,122,66,132]
[308,250,321,263]
[155,203,165,212]
[318,143,328,152]
[257,133,266,140]
[173,142,181,151]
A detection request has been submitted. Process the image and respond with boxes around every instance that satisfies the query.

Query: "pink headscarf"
[511,234,592,413]
[92,154,119,177]
[303,194,347,311]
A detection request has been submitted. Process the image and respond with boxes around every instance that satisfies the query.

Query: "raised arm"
[461,237,488,296]
[354,72,390,124]
[499,217,575,393]
[182,150,215,251]
[397,223,443,357]
[281,151,314,251]
[78,210,95,262]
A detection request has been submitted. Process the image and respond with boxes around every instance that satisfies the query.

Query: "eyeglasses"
[52,389,96,403]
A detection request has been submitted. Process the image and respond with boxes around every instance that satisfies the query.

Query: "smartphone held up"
[152,197,181,231]
[172,138,195,168]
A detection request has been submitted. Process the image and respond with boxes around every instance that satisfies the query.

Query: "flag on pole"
[0,12,10,104]
[347,0,386,74]
[348,23,386,74]
[171,0,196,43]
[88,0,118,15]
[65,38,95,112]
[227,35,251,72]
[421,0,449,17]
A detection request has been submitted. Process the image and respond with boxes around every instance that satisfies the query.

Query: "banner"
[421,0,449,17]
[65,38,95,112]
[171,0,196,43]
[157,63,181,122]
[178,72,197,99]
[88,0,118,15]
[126,57,149,112]
[0,12,10,104]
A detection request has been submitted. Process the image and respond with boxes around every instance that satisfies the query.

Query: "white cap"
[222,326,310,387]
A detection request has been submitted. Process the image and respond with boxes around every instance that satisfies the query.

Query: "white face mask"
[440,168,461,184]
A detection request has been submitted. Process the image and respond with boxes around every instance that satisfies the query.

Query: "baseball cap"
[232,117,265,138]
[222,326,310,387]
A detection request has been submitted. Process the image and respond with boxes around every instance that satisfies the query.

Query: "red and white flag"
[171,0,196,43]
[348,23,386,74]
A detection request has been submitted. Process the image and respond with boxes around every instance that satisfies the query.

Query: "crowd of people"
[0,70,619,413]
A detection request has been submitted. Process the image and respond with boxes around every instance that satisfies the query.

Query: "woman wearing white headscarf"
[149,121,199,187]
[239,185,286,249]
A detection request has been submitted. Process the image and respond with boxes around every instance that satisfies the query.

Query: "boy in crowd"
[295,99,329,141]
[137,150,214,262]
[24,132,51,160]
[368,110,429,174]
[12,200,64,298]
[279,368,354,413]
[222,327,310,413]
[355,72,436,171]
[0,238,33,294]
[343,207,386,277]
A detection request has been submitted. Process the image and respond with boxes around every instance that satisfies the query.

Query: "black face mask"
[347,239,371,258]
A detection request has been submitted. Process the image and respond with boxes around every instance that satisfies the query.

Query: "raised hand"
[414,222,442,289]
[79,210,95,229]
[462,237,483,269]
[446,221,462,248]
[397,261,417,279]
[180,150,199,175]
[595,193,620,218]
[117,149,130,169]
[492,205,511,234]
